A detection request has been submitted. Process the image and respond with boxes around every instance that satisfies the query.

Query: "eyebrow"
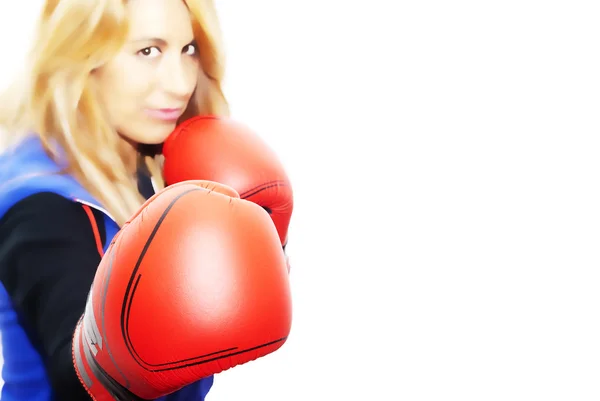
[131,37,195,46]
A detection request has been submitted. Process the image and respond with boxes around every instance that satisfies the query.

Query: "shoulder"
[0,136,110,220]
[1,191,100,222]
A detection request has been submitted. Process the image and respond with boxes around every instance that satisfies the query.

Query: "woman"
[0,0,229,399]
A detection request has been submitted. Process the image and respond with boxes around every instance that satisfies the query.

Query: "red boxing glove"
[163,116,294,251]
[72,180,292,400]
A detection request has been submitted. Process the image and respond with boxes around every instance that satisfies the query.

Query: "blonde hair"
[0,0,229,226]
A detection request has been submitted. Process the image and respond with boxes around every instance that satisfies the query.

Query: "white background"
[1,1,600,400]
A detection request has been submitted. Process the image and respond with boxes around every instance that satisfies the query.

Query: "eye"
[138,46,161,58]
[183,43,197,56]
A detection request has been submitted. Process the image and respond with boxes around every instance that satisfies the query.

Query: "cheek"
[98,60,152,124]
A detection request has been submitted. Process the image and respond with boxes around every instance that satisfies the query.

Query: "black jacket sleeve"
[0,192,107,400]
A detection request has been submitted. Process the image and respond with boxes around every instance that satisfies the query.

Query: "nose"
[158,55,196,99]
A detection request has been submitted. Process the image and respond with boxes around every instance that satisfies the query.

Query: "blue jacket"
[0,135,213,400]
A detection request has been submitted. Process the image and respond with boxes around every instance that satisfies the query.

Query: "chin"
[137,124,177,145]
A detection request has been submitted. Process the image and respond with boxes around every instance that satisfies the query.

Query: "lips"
[145,108,184,122]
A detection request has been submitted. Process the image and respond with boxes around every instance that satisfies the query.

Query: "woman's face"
[91,0,199,145]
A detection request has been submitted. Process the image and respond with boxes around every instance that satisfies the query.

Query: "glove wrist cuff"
[73,320,143,401]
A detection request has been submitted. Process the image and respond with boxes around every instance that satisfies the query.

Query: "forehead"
[126,0,194,40]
